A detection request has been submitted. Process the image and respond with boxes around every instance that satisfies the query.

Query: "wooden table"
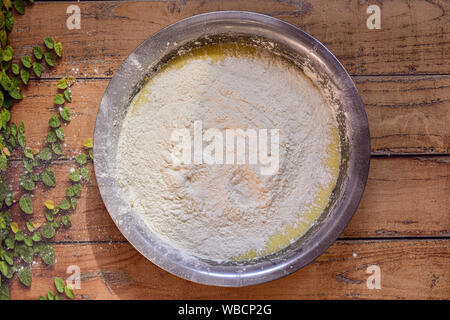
[7,0,449,299]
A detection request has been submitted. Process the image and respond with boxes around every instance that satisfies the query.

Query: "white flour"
[116,46,339,261]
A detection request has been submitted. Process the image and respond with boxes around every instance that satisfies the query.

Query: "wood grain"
[342,156,449,238]
[8,75,450,158]
[355,75,450,155]
[8,239,450,300]
[8,0,450,79]
[4,156,449,242]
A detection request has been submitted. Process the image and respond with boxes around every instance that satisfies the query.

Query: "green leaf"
[53,93,64,105]
[51,142,62,155]
[48,114,60,128]
[60,106,70,121]
[2,212,12,227]
[89,149,93,160]
[54,277,65,293]
[18,132,26,147]
[26,221,35,232]
[3,251,13,265]
[58,197,70,210]
[24,234,33,247]
[47,291,54,300]
[32,158,39,167]
[61,215,71,227]
[75,153,86,165]
[0,216,6,229]
[44,52,54,67]
[5,193,13,208]
[20,68,29,85]
[63,89,72,102]
[23,160,33,172]
[21,56,31,68]
[0,283,10,300]
[11,63,19,75]
[1,108,10,126]
[23,147,33,159]
[72,183,82,197]
[70,197,77,210]
[15,230,25,241]
[5,10,14,31]
[44,37,55,49]
[2,46,12,62]
[46,130,57,143]
[54,42,63,57]
[37,147,52,161]
[19,195,33,214]
[57,78,67,89]
[32,62,42,78]
[31,173,40,182]
[69,169,80,182]
[16,243,33,263]
[0,154,6,172]
[65,186,74,197]
[0,261,8,276]
[9,124,16,137]
[18,266,31,287]
[55,127,64,141]
[80,166,90,182]
[0,72,13,92]
[0,30,6,48]
[14,0,25,14]
[20,174,35,191]
[32,232,41,242]
[41,222,55,239]
[64,285,75,299]
[51,220,61,230]
[44,208,53,222]
[0,181,12,206]
[8,87,22,100]
[38,243,54,266]
[33,46,43,60]
[41,167,56,187]
[4,236,14,249]
[39,295,47,300]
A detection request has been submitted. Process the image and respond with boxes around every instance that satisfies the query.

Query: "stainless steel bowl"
[94,11,370,287]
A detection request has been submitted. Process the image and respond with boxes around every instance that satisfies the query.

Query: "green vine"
[0,0,92,300]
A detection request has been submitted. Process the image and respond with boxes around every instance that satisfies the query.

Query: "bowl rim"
[93,11,370,287]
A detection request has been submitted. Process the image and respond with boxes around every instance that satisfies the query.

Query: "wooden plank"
[9,0,450,78]
[342,156,449,238]
[8,239,450,299]
[355,75,450,155]
[8,75,450,158]
[4,156,449,242]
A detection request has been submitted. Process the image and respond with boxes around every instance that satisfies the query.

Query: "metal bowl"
[94,11,370,287]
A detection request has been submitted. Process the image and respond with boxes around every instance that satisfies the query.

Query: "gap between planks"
[24,74,450,82]
[48,236,450,246]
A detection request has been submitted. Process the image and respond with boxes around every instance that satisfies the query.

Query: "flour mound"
[116,47,339,261]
